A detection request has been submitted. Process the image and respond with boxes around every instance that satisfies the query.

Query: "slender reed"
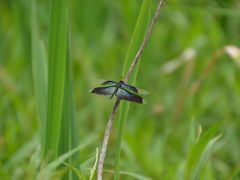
[189,48,224,95]
[44,0,68,160]
[97,0,165,179]
[124,0,165,83]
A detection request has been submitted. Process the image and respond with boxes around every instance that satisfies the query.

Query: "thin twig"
[189,48,224,95]
[97,1,165,179]
[97,99,120,180]
[124,0,165,83]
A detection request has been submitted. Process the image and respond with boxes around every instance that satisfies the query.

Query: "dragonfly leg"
[110,87,119,99]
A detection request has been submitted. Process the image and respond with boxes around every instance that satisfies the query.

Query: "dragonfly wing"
[101,80,117,86]
[122,84,138,93]
[136,88,149,95]
[123,84,149,95]
[91,86,116,96]
[116,88,142,104]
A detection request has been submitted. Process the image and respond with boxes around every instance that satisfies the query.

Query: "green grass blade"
[31,0,47,148]
[185,123,221,179]
[89,148,99,180]
[187,118,196,153]
[105,169,153,180]
[62,162,87,180]
[48,142,91,172]
[191,134,222,180]
[37,139,93,180]
[58,37,79,180]
[114,0,152,179]
[44,0,68,160]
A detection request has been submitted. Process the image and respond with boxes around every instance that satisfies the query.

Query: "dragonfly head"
[119,80,124,84]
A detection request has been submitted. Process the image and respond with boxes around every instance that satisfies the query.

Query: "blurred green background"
[1,0,240,179]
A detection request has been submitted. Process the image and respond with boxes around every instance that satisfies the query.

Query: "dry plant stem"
[97,1,165,179]
[124,0,165,83]
[189,48,224,95]
[97,99,120,180]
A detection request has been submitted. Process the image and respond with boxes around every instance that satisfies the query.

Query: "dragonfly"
[91,80,148,104]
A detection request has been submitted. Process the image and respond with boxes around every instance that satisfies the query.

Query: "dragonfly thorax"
[116,80,125,88]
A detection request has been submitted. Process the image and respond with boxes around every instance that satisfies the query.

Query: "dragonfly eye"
[119,80,124,84]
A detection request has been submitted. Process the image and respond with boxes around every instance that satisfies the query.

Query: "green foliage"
[185,123,221,179]
[114,0,152,179]
[31,0,48,153]
[1,0,240,179]
[36,139,94,180]
[62,161,86,180]
[44,0,69,159]
[58,37,79,180]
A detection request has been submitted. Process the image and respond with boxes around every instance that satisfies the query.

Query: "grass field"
[1,0,240,179]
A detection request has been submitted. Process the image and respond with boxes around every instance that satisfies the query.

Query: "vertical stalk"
[44,0,68,160]
[97,1,165,179]
[31,0,47,150]
[113,0,152,179]
[59,36,79,180]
